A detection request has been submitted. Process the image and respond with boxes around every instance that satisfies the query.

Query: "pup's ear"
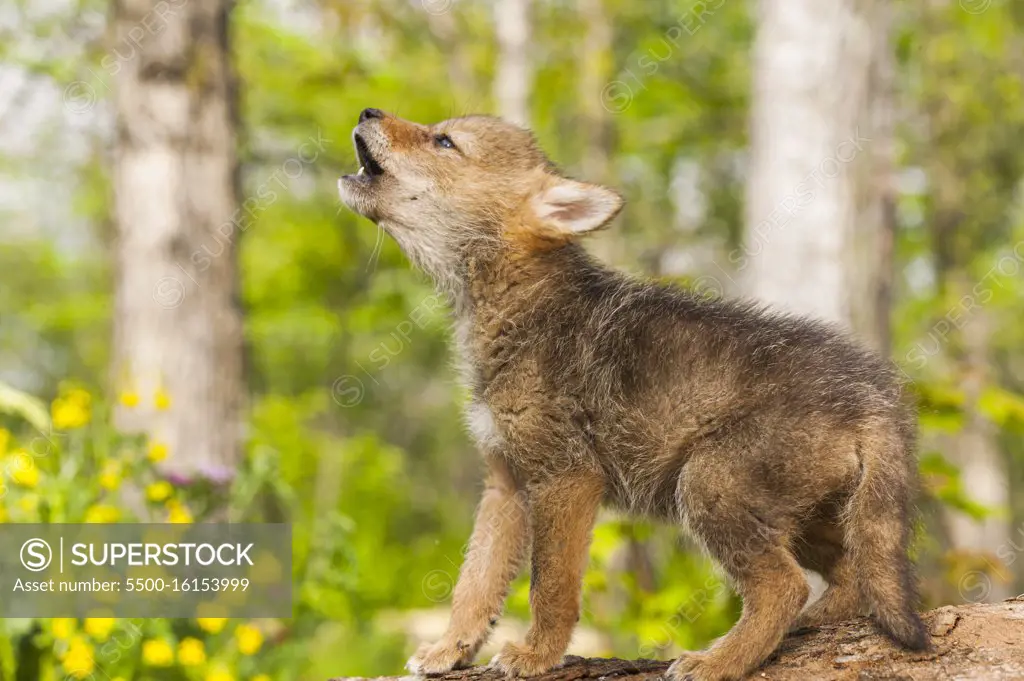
[530,177,624,235]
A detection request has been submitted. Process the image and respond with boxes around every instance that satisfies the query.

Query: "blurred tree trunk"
[744,0,894,353]
[494,0,531,126]
[577,0,612,183]
[111,0,243,480]
[576,0,621,266]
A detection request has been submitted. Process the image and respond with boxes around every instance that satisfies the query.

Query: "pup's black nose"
[359,108,384,123]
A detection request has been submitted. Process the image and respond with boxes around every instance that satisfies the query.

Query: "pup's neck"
[467,241,600,313]
[449,241,608,388]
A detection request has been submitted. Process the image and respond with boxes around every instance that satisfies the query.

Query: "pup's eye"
[434,134,457,150]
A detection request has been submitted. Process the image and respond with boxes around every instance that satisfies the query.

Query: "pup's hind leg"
[791,517,863,631]
[791,551,861,630]
[669,457,809,681]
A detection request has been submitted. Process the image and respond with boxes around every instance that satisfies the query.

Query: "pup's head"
[338,109,623,287]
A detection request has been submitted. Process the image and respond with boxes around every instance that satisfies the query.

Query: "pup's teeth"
[357,166,365,176]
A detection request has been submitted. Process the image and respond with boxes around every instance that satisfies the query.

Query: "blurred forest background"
[1,0,1024,679]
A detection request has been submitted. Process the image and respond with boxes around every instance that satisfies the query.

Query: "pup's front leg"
[491,473,604,678]
[408,460,528,675]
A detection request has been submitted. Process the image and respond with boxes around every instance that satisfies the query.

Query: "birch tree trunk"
[112,0,244,480]
[744,0,893,352]
[493,0,531,126]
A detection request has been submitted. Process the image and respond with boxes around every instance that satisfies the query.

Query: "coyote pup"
[338,109,929,681]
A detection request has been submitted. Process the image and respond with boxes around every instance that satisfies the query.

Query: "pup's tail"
[844,419,930,651]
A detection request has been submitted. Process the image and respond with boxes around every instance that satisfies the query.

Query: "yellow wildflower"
[0,505,7,522]
[99,461,122,491]
[177,637,206,666]
[119,391,139,408]
[62,635,95,679]
[66,387,91,404]
[146,481,173,502]
[52,388,91,430]
[147,442,169,463]
[52,618,76,639]
[252,676,272,681]
[196,617,227,634]
[11,458,39,488]
[141,639,174,666]
[84,617,115,641]
[155,388,172,410]
[167,500,193,524]
[206,664,236,681]
[235,623,263,655]
[84,504,121,524]
[0,428,9,455]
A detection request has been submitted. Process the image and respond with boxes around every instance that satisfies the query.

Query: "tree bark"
[744,0,893,352]
[330,597,1024,681]
[111,0,244,479]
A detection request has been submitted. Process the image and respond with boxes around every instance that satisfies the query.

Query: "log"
[330,596,1024,681]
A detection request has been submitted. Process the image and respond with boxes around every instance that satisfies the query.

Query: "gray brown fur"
[338,110,929,681]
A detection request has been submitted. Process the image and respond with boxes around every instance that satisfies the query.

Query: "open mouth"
[354,133,385,178]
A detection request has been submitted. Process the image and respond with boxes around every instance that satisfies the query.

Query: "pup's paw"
[489,642,562,678]
[406,640,474,676]
[665,652,733,681]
